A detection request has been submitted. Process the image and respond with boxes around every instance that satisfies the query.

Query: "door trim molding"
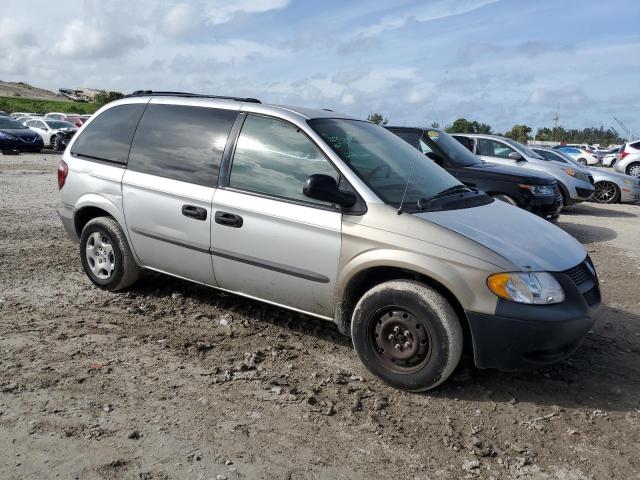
[210,247,330,283]
[131,227,330,283]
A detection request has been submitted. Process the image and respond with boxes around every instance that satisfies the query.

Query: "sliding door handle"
[182,205,207,221]
[215,211,243,228]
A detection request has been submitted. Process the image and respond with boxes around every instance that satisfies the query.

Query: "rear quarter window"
[71,103,146,164]
[127,103,237,187]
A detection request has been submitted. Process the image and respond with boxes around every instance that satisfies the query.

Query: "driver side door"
[210,114,342,318]
[476,138,521,167]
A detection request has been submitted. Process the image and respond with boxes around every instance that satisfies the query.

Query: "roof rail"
[126,90,261,104]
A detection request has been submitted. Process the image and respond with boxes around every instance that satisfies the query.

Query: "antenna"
[426,70,448,123]
[397,154,418,215]
[553,103,560,128]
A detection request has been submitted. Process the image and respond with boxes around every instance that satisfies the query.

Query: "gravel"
[1,153,639,479]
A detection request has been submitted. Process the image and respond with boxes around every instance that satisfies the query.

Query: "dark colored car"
[386,127,563,221]
[0,116,45,153]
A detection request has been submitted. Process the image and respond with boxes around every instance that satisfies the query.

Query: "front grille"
[563,257,600,307]
[565,262,591,285]
[576,187,594,198]
[583,287,601,306]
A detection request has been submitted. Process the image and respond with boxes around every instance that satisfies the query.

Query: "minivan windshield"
[308,118,463,210]
[505,138,545,160]
[422,129,481,167]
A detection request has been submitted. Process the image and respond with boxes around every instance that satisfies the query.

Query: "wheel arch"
[334,264,474,350]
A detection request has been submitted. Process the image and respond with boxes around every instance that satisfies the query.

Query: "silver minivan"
[57,92,601,391]
[452,133,595,206]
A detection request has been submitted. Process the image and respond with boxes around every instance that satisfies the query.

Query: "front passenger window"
[229,115,338,205]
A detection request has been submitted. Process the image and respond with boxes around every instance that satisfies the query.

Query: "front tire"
[80,216,140,291]
[350,280,463,392]
[578,158,587,165]
[51,135,61,151]
[593,181,620,204]
[491,193,518,206]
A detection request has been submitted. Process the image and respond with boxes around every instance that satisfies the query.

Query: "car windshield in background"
[505,138,545,159]
[0,117,28,129]
[422,129,481,167]
[308,118,461,210]
[46,120,75,129]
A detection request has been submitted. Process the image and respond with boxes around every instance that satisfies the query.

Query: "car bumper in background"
[466,258,600,370]
[57,203,78,242]
[0,138,44,152]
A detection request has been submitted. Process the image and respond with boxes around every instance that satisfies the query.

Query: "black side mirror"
[303,174,357,208]
[425,151,445,166]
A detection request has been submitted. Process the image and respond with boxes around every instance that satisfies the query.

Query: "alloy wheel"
[593,181,618,203]
[628,163,640,178]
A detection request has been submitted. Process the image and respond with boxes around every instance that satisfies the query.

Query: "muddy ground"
[1,153,639,480]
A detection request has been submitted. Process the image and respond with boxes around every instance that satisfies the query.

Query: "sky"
[1,0,639,134]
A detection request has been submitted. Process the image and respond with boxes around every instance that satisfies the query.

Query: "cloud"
[55,19,146,58]
[528,86,589,106]
[204,0,290,25]
[355,0,500,38]
[160,2,208,38]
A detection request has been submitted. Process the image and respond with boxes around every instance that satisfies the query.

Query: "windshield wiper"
[417,185,473,210]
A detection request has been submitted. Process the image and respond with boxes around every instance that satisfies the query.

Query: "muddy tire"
[350,280,463,392]
[79,216,140,291]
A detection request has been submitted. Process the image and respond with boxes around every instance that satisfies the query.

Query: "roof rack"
[126,90,261,104]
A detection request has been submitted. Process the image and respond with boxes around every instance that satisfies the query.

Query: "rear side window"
[128,104,236,187]
[630,141,640,150]
[453,135,474,152]
[390,130,421,149]
[71,103,146,164]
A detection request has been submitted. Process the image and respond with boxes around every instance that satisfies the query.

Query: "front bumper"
[0,137,44,152]
[620,186,640,203]
[58,203,79,242]
[466,259,600,370]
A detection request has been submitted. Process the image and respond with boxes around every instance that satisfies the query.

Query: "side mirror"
[303,174,357,208]
[425,151,445,166]
[508,151,523,161]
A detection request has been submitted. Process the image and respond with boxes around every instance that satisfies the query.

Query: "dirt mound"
[0,81,65,100]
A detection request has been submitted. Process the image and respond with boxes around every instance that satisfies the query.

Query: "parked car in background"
[0,110,9,117]
[56,92,601,391]
[10,112,37,119]
[553,146,599,166]
[16,115,39,124]
[44,112,68,120]
[613,141,640,178]
[25,118,77,150]
[386,126,562,221]
[532,147,640,204]
[601,146,621,167]
[0,116,44,153]
[452,134,594,206]
[63,115,88,128]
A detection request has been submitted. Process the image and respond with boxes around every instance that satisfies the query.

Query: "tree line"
[367,113,625,146]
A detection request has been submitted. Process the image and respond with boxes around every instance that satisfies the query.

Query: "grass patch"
[0,96,99,115]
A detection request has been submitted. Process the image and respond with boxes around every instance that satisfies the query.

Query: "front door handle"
[215,211,243,228]
[182,205,207,221]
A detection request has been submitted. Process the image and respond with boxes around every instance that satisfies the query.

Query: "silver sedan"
[532,147,640,204]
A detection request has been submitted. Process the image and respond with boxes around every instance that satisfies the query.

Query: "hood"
[1,128,41,140]
[589,167,637,183]
[414,200,585,272]
[463,162,555,184]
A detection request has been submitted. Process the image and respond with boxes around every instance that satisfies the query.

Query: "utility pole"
[427,70,448,124]
[553,103,560,128]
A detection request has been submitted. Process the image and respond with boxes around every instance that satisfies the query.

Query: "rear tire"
[626,162,640,178]
[350,280,463,392]
[51,135,61,151]
[79,216,140,291]
[578,158,587,165]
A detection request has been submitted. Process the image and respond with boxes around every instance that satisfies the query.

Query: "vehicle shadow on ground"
[563,203,638,218]
[131,271,351,348]
[428,303,640,412]
[558,221,618,244]
[131,273,638,411]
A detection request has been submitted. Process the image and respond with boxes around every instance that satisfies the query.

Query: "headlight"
[487,272,565,304]
[561,167,577,178]
[623,178,636,186]
[519,184,553,196]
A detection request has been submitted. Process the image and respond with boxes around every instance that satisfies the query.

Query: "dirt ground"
[1,153,639,480]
